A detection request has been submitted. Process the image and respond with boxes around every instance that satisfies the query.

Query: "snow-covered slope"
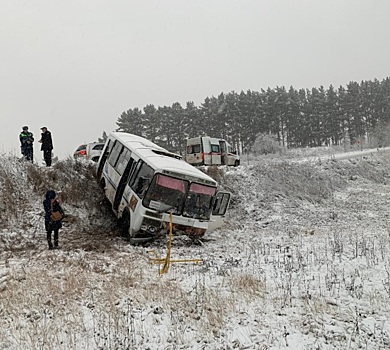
[1,152,390,349]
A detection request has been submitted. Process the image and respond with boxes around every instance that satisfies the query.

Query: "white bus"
[97,132,231,243]
[185,136,240,166]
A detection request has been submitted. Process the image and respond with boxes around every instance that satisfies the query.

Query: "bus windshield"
[183,183,216,220]
[143,174,188,214]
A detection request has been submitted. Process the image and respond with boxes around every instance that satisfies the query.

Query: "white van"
[97,132,231,243]
[73,142,105,162]
[185,136,240,166]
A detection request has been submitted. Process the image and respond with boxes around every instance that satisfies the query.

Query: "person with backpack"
[43,190,64,250]
[39,127,53,166]
[19,126,34,162]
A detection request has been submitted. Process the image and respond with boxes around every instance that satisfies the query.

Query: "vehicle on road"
[97,132,231,243]
[185,136,240,166]
[73,142,105,162]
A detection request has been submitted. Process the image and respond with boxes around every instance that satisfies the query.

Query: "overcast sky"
[1,0,389,160]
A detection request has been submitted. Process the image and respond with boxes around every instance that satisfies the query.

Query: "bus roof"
[108,132,217,186]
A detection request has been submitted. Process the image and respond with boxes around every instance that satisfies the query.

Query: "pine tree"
[116,108,144,135]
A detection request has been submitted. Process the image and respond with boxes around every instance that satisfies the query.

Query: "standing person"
[43,190,64,250]
[39,127,53,166]
[19,126,34,162]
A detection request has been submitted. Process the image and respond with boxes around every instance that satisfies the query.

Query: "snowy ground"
[1,150,390,349]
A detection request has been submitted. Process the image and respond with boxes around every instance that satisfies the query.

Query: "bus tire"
[120,210,132,238]
[234,160,240,167]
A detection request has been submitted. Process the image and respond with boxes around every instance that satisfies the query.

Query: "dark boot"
[47,230,53,249]
[54,230,59,249]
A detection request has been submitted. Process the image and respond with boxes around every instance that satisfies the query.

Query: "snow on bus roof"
[113,132,166,150]
[109,132,216,185]
[139,148,216,185]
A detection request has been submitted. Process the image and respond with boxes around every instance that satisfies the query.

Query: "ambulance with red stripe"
[185,136,240,166]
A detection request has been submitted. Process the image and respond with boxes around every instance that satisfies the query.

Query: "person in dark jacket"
[39,127,53,166]
[19,126,34,162]
[43,190,64,249]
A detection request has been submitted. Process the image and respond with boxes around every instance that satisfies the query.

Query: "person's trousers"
[46,229,59,248]
[43,150,52,166]
[23,149,33,163]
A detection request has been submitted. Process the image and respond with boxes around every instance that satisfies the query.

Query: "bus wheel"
[234,160,240,167]
[120,211,131,238]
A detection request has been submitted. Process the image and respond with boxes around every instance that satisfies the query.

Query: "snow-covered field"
[1,150,390,349]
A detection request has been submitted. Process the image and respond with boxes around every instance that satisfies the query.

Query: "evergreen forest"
[115,77,390,155]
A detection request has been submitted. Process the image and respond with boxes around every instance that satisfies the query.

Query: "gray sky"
[1,0,389,160]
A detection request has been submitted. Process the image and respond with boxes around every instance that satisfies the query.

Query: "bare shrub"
[203,165,229,189]
[369,121,390,148]
[252,133,285,156]
[0,156,34,224]
[26,157,100,205]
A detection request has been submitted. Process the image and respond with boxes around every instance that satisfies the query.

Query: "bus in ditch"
[96,132,231,243]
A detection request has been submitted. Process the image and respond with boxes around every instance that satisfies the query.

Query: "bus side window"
[107,142,122,167]
[135,177,150,197]
[104,139,112,156]
[127,159,137,183]
[115,148,131,175]
[128,161,142,188]
[130,162,154,198]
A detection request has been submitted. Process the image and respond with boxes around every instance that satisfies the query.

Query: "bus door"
[104,141,124,203]
[97,139,112,179]
[113,148,134,210]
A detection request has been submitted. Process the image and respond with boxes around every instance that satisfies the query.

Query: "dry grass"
[229,273,267,300]
[234,154,390,208]
[253,161,340,204]
[26,157,100,205]
[0,157,33,224]
[1,254,240,349]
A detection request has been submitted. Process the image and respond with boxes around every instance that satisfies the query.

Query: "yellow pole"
[160,211,173,274]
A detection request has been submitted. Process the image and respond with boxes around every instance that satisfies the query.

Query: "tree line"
[114,77,390,154]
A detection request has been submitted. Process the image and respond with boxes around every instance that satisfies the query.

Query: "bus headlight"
[141,218,161,234]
